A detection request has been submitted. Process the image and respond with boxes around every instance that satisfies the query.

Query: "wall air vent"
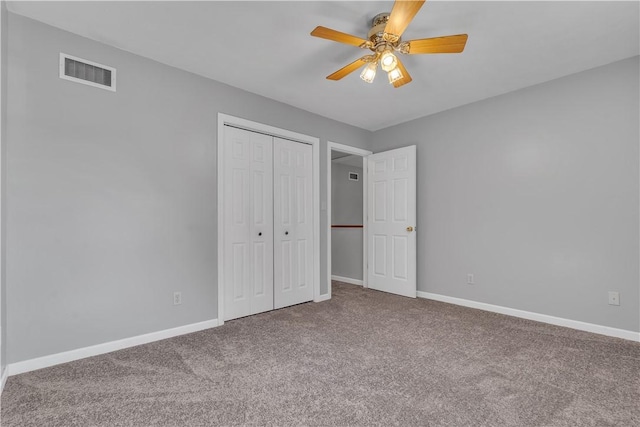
[348,172,359,181]
[59,53,116,92]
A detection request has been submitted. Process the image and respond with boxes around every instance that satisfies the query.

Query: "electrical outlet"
[173,292,182,306]
[467,274,475,285]
[608,291,620,306]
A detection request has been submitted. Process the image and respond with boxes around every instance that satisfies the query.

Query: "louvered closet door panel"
[223,126,274,321]
[273,138,314,309]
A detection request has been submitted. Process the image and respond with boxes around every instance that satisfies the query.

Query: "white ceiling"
[8,1,640,131]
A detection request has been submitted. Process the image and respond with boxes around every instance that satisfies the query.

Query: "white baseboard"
[315,293,331,302]
[0,366,8,395]
[8,318,220,376]
[417,292,640,342]
[331,275,363,286]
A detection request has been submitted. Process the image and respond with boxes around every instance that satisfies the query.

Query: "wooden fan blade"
[326,56,369,81]
[407,34,468,54]
[311,26,370,48]
[392,57,412,88]
[385,0,426,37]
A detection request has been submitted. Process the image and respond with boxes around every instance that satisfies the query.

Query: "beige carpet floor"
[2,281,639,426]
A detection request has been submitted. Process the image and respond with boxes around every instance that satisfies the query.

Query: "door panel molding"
[222,126,273,320]
[273,138,314,309]
[367,145,417,298]
[217,113,320,324]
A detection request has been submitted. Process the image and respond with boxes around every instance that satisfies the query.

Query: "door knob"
[406,226,414,232]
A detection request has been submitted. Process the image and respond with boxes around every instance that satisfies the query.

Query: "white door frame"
[0,2,5,391]
[327,141,372,298]
[217,113,320,326]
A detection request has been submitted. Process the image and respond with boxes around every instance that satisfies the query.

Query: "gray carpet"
[2,282,639,426]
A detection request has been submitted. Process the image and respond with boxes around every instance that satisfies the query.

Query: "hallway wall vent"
[59,53,116,92]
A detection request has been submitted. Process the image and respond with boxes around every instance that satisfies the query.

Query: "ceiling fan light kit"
[387,66,404,84]
[310,0,468,88]
[360,61,378,83]
[380,49,398,72]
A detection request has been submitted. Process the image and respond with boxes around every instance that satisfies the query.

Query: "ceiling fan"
[310,0,468,88]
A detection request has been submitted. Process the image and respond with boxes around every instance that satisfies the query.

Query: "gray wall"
[5,11,639,367]
[372,57,640,332]
[6,13,372,363]
[1,1,7,377]
[331,161,363,280]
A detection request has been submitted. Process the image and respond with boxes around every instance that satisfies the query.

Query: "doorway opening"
[327,142,372,297]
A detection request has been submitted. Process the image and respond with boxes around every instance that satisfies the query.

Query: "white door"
[367,145,417,298]
[223,126,274,320]
[273,137,314,309]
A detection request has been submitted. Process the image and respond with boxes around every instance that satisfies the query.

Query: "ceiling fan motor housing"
[368,13,390,41]
[372,12,390,27]
[368,13,401,51]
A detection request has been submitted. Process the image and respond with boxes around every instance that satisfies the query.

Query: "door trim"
[217,113,320,325]
[327,141,372,299]
[0,2,5,387]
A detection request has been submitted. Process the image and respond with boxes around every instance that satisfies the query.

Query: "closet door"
[273,137,314,309]
[223,126,274,320]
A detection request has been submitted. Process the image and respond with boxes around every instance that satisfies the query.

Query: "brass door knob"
[406,226,414,232]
